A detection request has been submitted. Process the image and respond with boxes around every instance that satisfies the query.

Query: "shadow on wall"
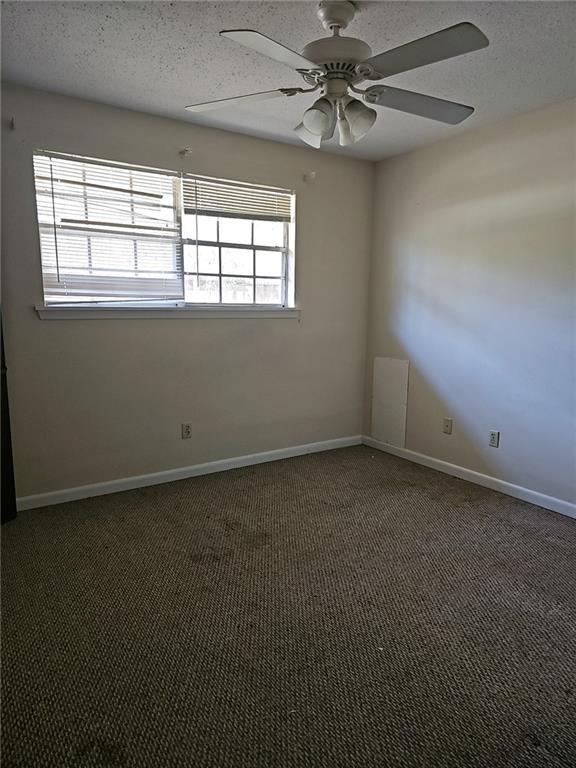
[374,123,575,500]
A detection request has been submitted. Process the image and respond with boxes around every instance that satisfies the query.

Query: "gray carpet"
[2,446,575,767]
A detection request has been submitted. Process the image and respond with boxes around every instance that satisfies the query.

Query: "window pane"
[184,244,196,274]
[256,278,282,305]
[198,246,219,274]
[222,277,253,304]
[184,245,219,274]
[221,248,253,276]
[182,213,196,240]
[255,250,283,277]
[185,275,219,303]
[219,217,252,245]
[197,215,217,242]
[254,220,284,247]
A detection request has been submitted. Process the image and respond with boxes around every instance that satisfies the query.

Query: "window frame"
[33,151,298,318]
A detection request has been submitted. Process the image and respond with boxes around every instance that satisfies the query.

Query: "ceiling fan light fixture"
[344,98,377,140]
[294,122,322,148]
[302,97,334,136]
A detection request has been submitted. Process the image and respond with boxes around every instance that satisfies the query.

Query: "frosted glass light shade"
[345,99,377,140]
[294,122,322,148]
[302,98,334,136]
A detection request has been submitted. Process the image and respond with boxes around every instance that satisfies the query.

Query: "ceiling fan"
[185,1,489,148]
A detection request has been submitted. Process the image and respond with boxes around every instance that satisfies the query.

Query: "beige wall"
[3,85,574,506]
[1,85,374,496]
[366,100,576,503]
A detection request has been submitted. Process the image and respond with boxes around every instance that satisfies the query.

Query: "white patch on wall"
[371,357,409,447]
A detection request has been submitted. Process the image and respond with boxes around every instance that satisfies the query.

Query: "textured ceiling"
[2,1,575,160]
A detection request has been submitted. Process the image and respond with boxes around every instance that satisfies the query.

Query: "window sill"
[35,304,301,320]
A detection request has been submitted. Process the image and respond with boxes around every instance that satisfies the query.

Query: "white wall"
[1,85,374,496]
[367,100,576,504]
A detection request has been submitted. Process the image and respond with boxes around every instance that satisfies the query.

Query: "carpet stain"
[71,736,126,766]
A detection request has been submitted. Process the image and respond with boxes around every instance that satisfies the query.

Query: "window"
[182,176,294,307]
[33,152,296,310]
[33,153,183,304]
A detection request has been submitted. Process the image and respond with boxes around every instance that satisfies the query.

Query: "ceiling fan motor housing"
[301,36,372,81]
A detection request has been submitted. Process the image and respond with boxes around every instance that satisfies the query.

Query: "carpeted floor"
[2,446,575,768]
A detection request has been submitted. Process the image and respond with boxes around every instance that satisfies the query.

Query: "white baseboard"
[16,435,363,511]
[17,434,576,520]
[362,436,576,520]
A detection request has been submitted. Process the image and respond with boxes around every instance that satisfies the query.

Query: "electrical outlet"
[442,417,453,435]
[489,430,500,448]
[181,423,192,440]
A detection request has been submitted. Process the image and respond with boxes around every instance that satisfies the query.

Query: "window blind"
[33,153,184,303]
[182,176,293,222]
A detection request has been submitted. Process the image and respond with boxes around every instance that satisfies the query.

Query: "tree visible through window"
[33,152,296,308]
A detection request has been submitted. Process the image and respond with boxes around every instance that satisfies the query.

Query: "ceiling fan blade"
[359,22,489,80]
[366,85,474,124]
[221,29,321,72]
[185,88,299,113]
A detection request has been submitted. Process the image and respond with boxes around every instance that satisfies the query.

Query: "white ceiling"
[2,1,575,160]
